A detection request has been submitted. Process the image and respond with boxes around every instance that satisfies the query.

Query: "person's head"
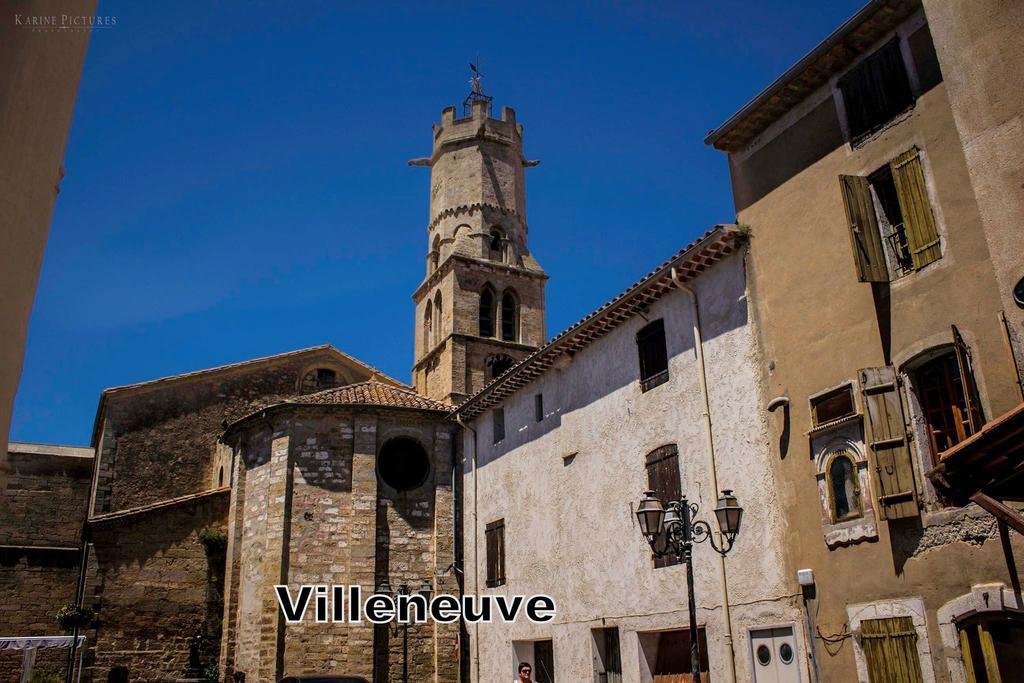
[517,661,532,681]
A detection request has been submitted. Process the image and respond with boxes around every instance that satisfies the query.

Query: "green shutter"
[860,367,919,520]
[891,148,942,269]
[840,175,889,282]
[861,617,925,683]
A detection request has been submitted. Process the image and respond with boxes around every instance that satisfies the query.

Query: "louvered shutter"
[486,520,504,587]
[861,617,925,683]
[840,175,889,282]
[891,148,941,269]
[952,325,985,434]
[859,367,919,520]
[645,445,682,567]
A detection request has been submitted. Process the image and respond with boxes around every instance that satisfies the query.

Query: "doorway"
[958,612,1024,682]
[750,627,800,683]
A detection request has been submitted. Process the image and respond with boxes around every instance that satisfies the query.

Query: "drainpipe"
[455,414,480,683]
[671,267,738,683]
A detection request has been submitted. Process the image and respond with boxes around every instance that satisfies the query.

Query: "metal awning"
[0,636,85,683]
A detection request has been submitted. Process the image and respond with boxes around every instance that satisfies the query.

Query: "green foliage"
[198,527,227,553]
[55,603,94,630]
[28,663,64,683]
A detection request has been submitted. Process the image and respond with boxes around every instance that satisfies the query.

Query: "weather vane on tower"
[463,59,493,117]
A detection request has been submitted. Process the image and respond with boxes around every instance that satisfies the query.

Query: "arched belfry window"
[424,300,433,350]
[827,451,862,522]
[433,291,443,346]
[487,354,515,380]
[479,285,496,338]
[488,228,505,262]
[501,290,518,342]
[429,234,440,273]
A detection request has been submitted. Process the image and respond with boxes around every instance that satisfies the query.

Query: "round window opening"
[756,644,771,666]
[378,437,430,492]
[779,642,794,664]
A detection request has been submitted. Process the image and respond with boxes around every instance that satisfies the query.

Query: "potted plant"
[55,604,94,631]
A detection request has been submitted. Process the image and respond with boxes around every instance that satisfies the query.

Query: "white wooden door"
[750,627,800,683]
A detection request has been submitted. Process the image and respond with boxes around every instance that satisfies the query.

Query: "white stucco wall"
[462,251,804,683]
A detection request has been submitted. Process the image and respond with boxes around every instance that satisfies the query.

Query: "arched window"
[501,291,518,342]
[479,286,496,337]
[433,291,443,346]
[486,354,515,380]
[429,234,440,272]
[218,466,225,487]
[300,367,341,393]
[488,228,505,262]
[424,301,433,350]
[827,452,862,522]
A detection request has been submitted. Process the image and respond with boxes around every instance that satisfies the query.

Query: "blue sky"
[12,0,865,445]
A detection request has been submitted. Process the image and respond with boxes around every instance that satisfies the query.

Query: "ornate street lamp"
[635,489,744,683]
[377,578,435,683]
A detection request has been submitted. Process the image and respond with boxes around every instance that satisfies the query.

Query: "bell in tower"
[409,73,547,405]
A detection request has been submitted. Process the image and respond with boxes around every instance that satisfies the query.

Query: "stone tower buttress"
[410,100,547,405]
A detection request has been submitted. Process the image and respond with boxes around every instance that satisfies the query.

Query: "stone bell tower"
[409,93,547,405]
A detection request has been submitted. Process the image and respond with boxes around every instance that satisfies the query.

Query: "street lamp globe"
[713,489,743,539]
[418,579,434,601]
[636,491,666,539]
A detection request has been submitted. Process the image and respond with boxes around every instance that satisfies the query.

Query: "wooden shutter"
[952,325,985,434]
[861,617,925,683]
[859,367,919,520]
[891,148,941,270]
[485,519,505,587]
[840,175,889,282]
[645,445,682,567]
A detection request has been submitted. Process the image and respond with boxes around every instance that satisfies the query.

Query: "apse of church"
[410,100,548,405]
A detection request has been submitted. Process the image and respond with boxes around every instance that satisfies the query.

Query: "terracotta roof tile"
[295,381,452,412]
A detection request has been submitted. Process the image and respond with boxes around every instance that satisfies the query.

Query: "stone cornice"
[427,202,524,233]
[412,334,539,371]
[412,253,548,301]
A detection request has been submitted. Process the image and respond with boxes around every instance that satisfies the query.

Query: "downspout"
[455,413,480,683]
[671,267,737,683]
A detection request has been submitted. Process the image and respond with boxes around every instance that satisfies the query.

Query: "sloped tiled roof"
[454,225,741,420]
[297,381,452,412]
[222,381,451,438]
[102,344,401,395]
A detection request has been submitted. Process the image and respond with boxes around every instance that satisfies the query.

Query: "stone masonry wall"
[84,493,228,683]
[97,350,368,514]
[0,445,94,682]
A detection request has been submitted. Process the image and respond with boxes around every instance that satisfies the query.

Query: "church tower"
[410,95,547,404]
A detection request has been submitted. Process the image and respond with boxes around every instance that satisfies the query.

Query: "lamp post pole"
[378,579,433,683]
[636,489,743,683]
[680,498,702,681]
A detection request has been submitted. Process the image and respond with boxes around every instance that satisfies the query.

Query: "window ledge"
[808,412,862,436]
[640,371,669,393]
[824,511,879,549]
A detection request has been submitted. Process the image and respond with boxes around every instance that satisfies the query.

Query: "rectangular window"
[841,147,941,282]
[638,628,709,681]
[637,319,669,392]
[493,407,505,444]
[860,617,925,682]
[839,37,915,143]
[811,384,856,426]
[645,444,682,568]
[485,519,505,587]
[535,394,544,422]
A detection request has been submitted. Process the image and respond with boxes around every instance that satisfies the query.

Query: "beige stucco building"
[706,0,1024,680]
